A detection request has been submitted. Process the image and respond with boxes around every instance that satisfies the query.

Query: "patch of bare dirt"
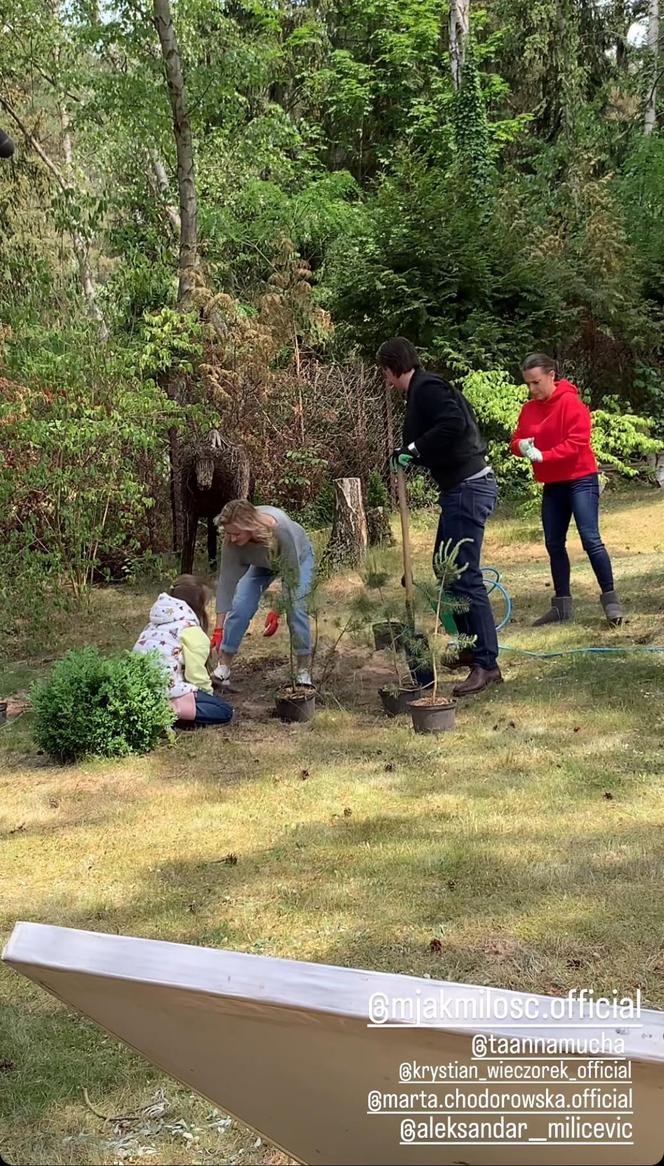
[221,641,396,723]
[0,691,30,725]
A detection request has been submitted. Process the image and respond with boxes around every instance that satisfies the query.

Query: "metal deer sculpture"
[180,429,253,574]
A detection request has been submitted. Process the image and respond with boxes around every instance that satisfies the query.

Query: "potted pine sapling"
[360,564,422,717]
[409,539,475,734]
[273,568,318,723]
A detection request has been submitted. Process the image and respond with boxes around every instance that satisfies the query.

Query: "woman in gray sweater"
[211,500,315,688]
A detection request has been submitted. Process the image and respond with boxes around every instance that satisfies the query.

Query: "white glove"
[518,437,543,463]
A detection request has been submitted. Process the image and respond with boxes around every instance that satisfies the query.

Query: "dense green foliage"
[0,0,661,645]
[2,0,662,394]
[0,331,178,646]
[32,647,175,763]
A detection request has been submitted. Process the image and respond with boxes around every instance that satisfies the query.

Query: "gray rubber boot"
[532,596,573,627]
[601,590,623,627]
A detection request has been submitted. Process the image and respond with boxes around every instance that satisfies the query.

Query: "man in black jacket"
[378,337,501,696]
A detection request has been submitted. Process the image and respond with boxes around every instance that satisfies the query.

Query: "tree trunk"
[0,94,108,339]
[614,0,628,71]
[449,0,470,90]
[324,478,368,569]
[160,369,187,552]
[648,449,664,487]
[152,0,197,305]
[152,0,199,551]
[59,106,108,337]
[147,148,182,237]
[645,0,659,135]
[169,428,184,552]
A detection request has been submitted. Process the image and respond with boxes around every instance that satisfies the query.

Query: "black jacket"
[403,367,487,492]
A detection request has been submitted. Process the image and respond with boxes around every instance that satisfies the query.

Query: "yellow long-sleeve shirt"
[180,626,213,694]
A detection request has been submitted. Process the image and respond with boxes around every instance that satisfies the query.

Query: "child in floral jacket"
[133,575,233,726]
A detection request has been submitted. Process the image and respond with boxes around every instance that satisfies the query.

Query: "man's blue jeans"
[222,548,315,659]
[541,473,614,596]
[434,475,499,670]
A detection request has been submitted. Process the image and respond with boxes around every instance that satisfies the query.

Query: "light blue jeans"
[222,550,315,659]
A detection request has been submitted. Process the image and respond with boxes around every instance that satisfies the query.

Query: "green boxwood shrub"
[32,647,175,763]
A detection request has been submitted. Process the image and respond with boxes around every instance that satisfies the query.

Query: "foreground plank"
[3,923,664,1165]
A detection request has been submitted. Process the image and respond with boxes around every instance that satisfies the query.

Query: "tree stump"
[367,505,395,547]
[324,478,368,568]
[648,450,664,488]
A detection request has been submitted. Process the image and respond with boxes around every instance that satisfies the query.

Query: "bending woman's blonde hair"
[216,499,273,546]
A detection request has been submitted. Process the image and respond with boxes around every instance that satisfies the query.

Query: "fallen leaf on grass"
[484,936,524,961]
[547,983,566,996]
[429,938,443,954]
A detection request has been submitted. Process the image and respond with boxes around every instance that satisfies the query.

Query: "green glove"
[390,447,415,471]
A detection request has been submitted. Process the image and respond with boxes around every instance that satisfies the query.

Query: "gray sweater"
[216,506,314,612]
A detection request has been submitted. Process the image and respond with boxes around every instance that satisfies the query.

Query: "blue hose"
[478,566,663,659]
[498,643,664,658]
[482,567,512,633]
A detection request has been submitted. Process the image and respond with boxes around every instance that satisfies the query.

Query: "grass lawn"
[1,489,663,1165]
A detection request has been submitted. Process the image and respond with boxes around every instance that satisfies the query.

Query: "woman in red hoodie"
[511,353,622,626]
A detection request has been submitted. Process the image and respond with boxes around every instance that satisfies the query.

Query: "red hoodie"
[510,379,598,485]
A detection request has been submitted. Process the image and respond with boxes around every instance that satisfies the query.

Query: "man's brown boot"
[453,666,503,697]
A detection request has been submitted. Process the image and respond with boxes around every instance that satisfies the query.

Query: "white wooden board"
[3,922,664,1165]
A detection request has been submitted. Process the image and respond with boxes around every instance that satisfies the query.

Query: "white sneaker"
[295,670,313,688]
[213,663,231,688]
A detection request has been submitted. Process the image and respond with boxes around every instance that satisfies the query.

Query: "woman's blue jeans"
[222,549,315,659]
[541,473,614,596]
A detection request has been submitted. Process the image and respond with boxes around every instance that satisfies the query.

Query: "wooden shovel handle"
[396,467,415,627]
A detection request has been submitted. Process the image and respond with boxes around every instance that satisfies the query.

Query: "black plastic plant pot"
[378,685,422,717]
[409,697,457,734]
[410,663,434,689]
[373,621,406,651]
[275,689,316,723]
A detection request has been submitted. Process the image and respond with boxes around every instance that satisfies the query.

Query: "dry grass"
[1,488,663,1165]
